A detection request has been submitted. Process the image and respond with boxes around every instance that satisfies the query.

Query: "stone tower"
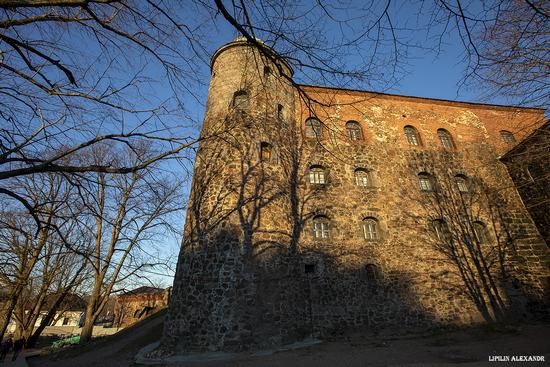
[162,38,550,355]
[163,37,305,352]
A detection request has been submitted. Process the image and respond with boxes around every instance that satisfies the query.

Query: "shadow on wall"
[403,149,549,324]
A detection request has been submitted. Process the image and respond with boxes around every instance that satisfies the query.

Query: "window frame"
[500,130,515,143]
[259,142,272,162]
[455,174,469,193]
[362,218,380,241]
[232,90,248,108]
[305,118,322,138]
[404,125,421,146]
[309,165,326,184]
[346,121,363,141]
[418,172,433,191]
[437,128,454,150]
[354,168,371,187]
[312,215,330,240]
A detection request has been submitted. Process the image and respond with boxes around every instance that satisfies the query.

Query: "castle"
[162,38,550,353]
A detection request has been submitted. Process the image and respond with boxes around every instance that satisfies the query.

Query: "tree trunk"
[80,302,95,343]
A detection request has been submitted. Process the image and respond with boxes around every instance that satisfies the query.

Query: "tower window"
[432,219,450,242]
[232,90,248,108]
[437,129,454,150]
[362,218,380,241]
[263,66,271,79]
[455,174,469,192]
[309,165,326,184]
[354,168,371,187]
[260,142,272,162]
[277,104,284,120]
[500,130,515,143]
[346,121,363,141]
[312,215,330,239]
[418,172,433,191]
[404,125,420,146]
[305,118,322,138]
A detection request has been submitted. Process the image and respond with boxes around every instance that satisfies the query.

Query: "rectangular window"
[309,170,325,184]
[313,222,329,239]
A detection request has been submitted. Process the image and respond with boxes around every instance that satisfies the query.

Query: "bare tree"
[411,163,518,322]
[75,144,181,343]
[0,170,79,339]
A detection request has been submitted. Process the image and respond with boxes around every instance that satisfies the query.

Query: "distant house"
[6,293,86,333]
[114,287,170,328]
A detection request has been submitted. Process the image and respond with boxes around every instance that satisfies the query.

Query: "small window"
[305,118,322,138]
[437,129,454,150]
[309,165,326,184]
[432,219,450,242]
[354,168,371,187]
[263,66,271,79]
[312,215,330,239]
[500,130,515,143]
[304,263,316,274]
[62,317,70,326]
[277,104,284,120]
[418,172,433,191]
[232,90,248,108]
[455,174,468,193]
[362,218,380,240]
[473,221,488,243]
[260,142,272,162]
[404,125,420,146]
[346,121,363,141]
[365,264,378,280]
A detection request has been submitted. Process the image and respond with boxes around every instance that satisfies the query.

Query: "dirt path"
[28,309,166,367]
[29,318,549,367]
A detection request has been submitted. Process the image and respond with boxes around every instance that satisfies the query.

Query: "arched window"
[418,172,433,191]
[305,118,322,138]
[437,128,454,150]
[354,168,371,187]
[404,125,420,146]
[232,90,248,108]
[309,165,326,184]
[260,142,272,162]
[346,121,363,141]
[473,221,488,243]
[362,218,380,240]
[500,130,515,143]
[455,174,469,193]
[312,215,330,239]
[365,264,378,280]
[432,219,450,241]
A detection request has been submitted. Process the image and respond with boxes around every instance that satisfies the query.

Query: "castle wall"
[163,39,550,353]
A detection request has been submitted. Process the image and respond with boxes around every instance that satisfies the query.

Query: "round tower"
[164,38,302,353]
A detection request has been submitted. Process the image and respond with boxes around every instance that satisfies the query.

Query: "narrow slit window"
[260,142,272,162]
